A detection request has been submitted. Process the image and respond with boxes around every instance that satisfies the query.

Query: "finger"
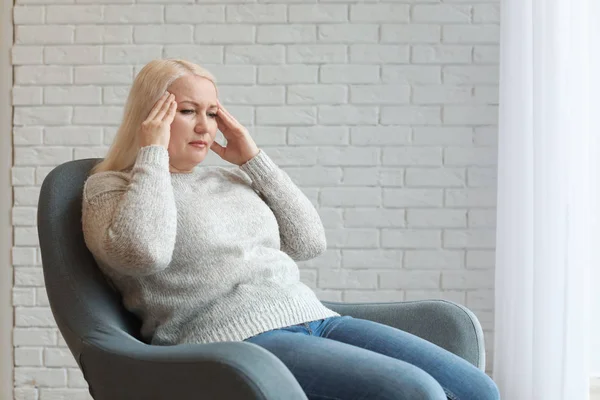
[216,114,241,143]
[216,108,231,125]
[218,111,248,142]
[163,100,177,123]
[215,109,232,137]
[156,94,175,121]
[210,141,225,157]
[216,99,233,119]
[217,107,242,130]
[147,92,170,121]
[217,102,236,121]
[150,93,172,121]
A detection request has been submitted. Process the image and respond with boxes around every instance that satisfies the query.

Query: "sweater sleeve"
[239,149,327,261]
[82,145,178,277]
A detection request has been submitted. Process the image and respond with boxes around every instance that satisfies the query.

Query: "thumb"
[210,141,225,158]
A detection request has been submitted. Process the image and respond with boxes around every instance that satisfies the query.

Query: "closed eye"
[181,110,217,118]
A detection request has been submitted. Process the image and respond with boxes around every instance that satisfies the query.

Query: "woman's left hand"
[211,100,260,166]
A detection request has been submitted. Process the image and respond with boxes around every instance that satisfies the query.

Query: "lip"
[189,141,208,148]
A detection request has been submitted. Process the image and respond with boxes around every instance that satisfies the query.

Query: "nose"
[194,115,209,133]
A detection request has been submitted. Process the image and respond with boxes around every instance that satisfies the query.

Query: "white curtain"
[494,0,599,399]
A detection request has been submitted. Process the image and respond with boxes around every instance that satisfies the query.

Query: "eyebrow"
[180,100,218,108]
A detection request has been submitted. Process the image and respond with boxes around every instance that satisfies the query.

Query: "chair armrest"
[322,299,486,371]
[79,334,308,400]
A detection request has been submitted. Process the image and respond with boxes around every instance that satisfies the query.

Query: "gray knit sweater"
[82,145,339,345]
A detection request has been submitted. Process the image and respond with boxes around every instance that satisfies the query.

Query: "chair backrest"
[37,159,144,366]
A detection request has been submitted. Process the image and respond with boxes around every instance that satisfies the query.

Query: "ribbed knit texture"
[82,145,339,345]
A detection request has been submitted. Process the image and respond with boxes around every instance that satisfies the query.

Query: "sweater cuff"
[239,149,278,182]
[135,145,170,169]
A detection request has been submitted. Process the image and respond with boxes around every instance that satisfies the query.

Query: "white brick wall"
[11,0,499,397]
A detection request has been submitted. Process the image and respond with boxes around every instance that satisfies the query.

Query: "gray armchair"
[37,158,486,400]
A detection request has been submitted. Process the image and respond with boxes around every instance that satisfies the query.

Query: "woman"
[82,59,500,400]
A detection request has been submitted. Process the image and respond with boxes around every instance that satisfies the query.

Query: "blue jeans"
[245,316,500,400]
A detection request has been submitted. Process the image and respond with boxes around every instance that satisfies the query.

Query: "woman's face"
[166,74,218,173]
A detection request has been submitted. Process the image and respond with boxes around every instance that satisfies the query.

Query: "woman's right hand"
[139,91,177,149]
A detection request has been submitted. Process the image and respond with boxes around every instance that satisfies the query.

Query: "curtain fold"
[494,0,597,398]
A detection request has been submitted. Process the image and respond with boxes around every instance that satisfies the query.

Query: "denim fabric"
[245,316,500,400]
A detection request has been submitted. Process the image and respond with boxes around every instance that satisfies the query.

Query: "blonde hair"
[90,59,217,175]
